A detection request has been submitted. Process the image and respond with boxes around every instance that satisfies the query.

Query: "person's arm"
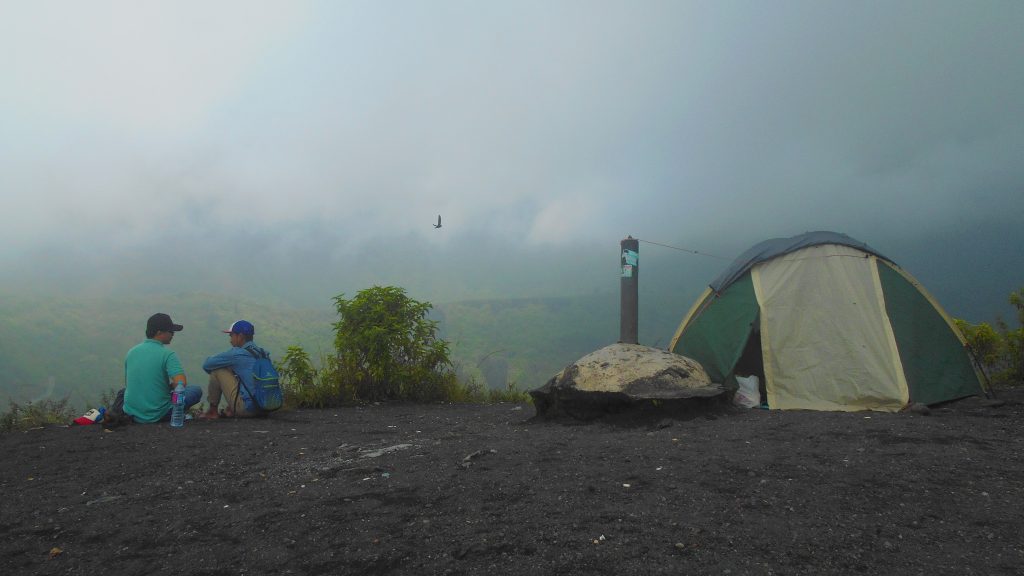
[203,348,240,373]
[166,351,186,389]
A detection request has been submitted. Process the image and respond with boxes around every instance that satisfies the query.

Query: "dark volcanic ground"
[2,389,1023,576]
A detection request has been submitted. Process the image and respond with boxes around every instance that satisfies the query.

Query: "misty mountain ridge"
[2,222,1020,409]
[3,220,1019,321]
[0,289,689,410]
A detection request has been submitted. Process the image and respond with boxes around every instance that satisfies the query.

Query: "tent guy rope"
[635,238,731,261]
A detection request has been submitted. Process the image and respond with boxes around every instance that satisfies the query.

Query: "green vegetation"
[956,286,1024,386]
[277,346,345,408]
[333,286,457,401]
[5,281,1018,426]
[281,286,530,406]
[1,285,684,412]
[1,397,75,432]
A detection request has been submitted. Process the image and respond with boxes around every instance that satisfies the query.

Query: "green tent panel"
[876,260,982,405]
[671,274,758,383]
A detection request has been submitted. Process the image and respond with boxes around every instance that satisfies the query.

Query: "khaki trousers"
[207,368,258,417]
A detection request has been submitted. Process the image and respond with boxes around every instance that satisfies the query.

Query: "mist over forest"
[4,217,1021,320]
[2,2,1022,408]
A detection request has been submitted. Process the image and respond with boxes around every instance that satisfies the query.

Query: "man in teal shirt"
[123,313,203,423]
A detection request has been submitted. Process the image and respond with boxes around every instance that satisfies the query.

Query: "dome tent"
[668,231,986,412]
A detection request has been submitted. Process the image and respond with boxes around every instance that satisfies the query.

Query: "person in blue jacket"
[199,320,268,419]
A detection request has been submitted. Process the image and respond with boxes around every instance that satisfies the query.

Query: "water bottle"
[170,382,186,428]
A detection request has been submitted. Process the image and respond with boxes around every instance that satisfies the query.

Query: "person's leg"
[205,370,227,413]
[183,385,203,410]
[207,368,258,417]
[200,369,233,418]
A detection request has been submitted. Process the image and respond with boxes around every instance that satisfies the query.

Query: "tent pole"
[620,236,639,344]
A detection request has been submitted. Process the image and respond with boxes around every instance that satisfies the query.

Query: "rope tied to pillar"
[635,238,731,261]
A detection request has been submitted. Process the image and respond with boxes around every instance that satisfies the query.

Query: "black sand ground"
[2,389,1023,576]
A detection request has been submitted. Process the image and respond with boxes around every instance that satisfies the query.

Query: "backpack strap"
[234,346,261,412]
[231,373,247,415]
[238,345,269,414]
[246,346,269,360]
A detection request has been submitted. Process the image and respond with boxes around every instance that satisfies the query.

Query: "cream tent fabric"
[751,245,908,411]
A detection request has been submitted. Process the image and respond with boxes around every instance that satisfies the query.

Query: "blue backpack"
[243,347,284,412]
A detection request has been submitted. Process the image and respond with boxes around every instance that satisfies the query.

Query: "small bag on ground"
[733,375,761,409]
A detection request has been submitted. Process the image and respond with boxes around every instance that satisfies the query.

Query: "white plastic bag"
[733,375,760,408]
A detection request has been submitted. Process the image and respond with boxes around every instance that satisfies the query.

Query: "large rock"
[530,343,725,419]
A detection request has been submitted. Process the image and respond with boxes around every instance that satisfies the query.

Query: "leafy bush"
[956,286,1024,386]
[1,397,75,432]
[276,346,351,408]
[331,286,457,402]
[278,285,534,408]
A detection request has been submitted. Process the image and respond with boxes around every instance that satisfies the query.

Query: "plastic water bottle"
[170,382,186,428]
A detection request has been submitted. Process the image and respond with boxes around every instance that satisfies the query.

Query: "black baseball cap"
[147,313,183,333]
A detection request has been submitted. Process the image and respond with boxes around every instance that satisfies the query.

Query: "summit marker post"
[620,236,639,344]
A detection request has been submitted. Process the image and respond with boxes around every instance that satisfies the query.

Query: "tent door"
[732,318,766,405]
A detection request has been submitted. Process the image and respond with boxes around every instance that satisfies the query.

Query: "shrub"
[956,286,1024,387]
[955,320,1004,369]
[1,397,75,433]
[280,285,535,408]
[331,286,456,402]
[488,380,532,403]
[276,346,351,408]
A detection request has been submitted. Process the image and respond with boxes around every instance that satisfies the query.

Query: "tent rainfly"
[668,231,986,412]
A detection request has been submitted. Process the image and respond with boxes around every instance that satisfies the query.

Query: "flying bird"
[433,215,442,229]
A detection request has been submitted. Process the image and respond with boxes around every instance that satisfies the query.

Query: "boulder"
[530,343,725,419]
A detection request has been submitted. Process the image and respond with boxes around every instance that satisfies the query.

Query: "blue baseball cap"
[222,320,255,335]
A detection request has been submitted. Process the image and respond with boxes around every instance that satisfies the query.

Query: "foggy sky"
[1,1,1022,320]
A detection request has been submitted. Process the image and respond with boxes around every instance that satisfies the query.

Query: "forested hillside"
[435,289,690,389]
[0,287,695,410]
[436,294,616,390]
